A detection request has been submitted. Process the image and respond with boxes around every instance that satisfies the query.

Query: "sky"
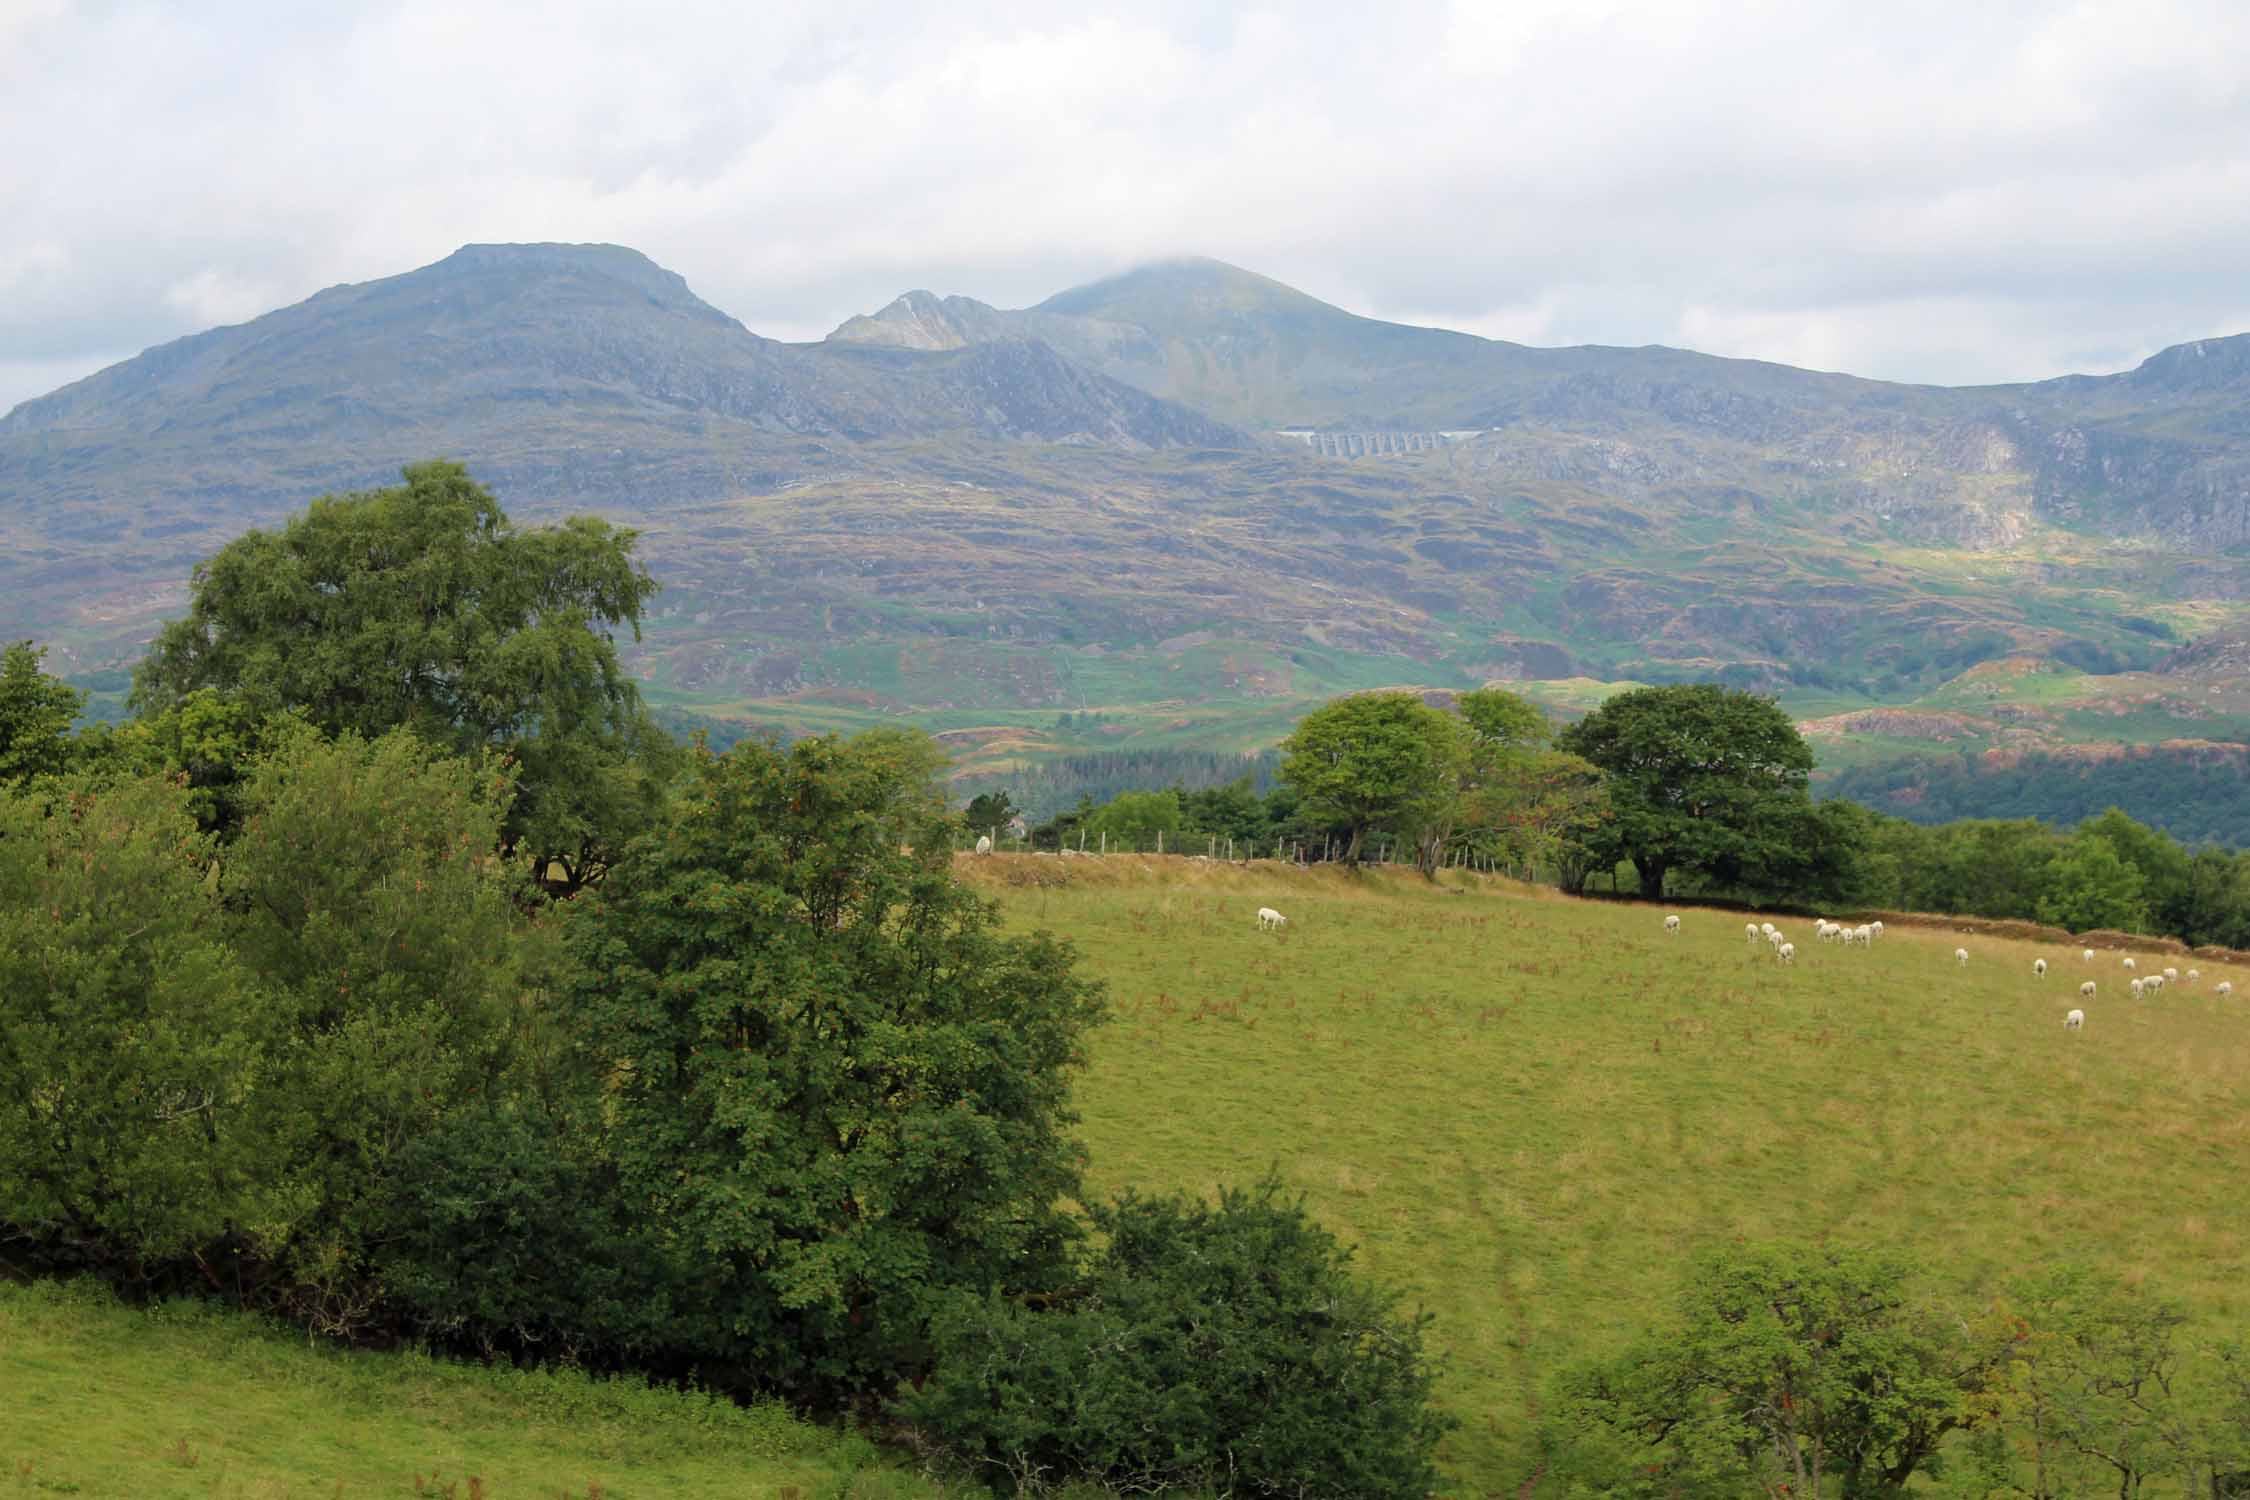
[7,0,2250,414]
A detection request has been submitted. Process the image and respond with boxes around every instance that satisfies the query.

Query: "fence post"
[1101,832,1107,856]
[1157,829,1163,856]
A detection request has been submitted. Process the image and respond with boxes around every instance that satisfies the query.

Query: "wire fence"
[955,827,1534,875]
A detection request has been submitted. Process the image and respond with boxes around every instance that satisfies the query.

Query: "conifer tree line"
[7,463,2250,1497]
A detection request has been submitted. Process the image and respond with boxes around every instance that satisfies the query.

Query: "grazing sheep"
[1815,920,1837,941]
[2164,966,2179,982]
[1761,923,1778,939]
[2065,1008,2085,1029]
[1746,921,1762,944]
[2122,957,2137,971]
[2219,981,2235,997]
[1778,942,1796,965]
[2034,958,2048,977]
[2082,948,2096,962]
[1257,906,1287,932]
[1870,921,1884,939]
[1767,929,1786,948]
[2080,980,2096,999]
[2146,974,2165,993]
[1664,914,1681,934]
[2188,968,2202,983]
[1956,947,1970,965]
[974,834,993,855]
[2131,978,2146,998]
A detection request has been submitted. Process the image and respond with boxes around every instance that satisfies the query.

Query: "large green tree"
[0,731,532,1317]
[132,460,670,890]
[1556,684,1818,899]
[1552,1243,1997,1500]
[559,728,1107,1397]
[0,641,85,787]
[0,773,274,1263]
[1279,692,1456,865]
[2035,836,2152,934]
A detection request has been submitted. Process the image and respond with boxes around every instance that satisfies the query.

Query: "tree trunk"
[1632,856,1667,898]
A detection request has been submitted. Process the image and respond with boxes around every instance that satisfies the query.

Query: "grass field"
[963,855,2250,1492]
[10,860,2247,1498]
[0,1280,953,1500]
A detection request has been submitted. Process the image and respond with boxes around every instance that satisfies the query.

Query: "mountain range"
[7,240,2250,806]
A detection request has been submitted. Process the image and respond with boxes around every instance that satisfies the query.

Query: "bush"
[560,729,1107,1399]
[0,773,280,1266]
[901,1179,1452,1498]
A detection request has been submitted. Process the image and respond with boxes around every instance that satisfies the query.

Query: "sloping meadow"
[959,855,2250,1491]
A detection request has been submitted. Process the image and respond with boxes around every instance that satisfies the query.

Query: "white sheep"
[2082,948,2095,962]
[1761,922,1778,939]
[2065,1008,2085,1029]
[974,834,993,855]
[2146,974,2165,993]
[1767,929,1786,949]
[1854,924,1874,946]
[1256,906,1287,931]
[1664,914,1681,934]
[2164,966,2179,983]
[1955,947,1969,965]
[1870,921,1884,939]
[1777,942,1796,965]
[2218,981,2235,997]
[1746,921,1761,945]
[1815,920,1838,941]
[2034,958,2047,977]
[2080,980,2096,999]
[2122,957,2137,971]
[2130,978,2146,998]
[2188,968,2201,983]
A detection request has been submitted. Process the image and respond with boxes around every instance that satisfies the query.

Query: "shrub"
[0,773,282,1266]
[901,1179,1452,1498]
[560,730,1107,1399]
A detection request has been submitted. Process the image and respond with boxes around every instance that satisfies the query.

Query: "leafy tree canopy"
[903,1178,1452,1499]
[1557,683,1816,898]
[1552,1243,1995,1500]
[1083,788,1183,844]
[2035,836,2152,933]
[559,728,1107,1397]
[132,460,670,888]
[1279,691,1456,863]
[0,641,85,787]
[963,789,1019,837]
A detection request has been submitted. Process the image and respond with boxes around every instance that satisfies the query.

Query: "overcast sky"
[7,0,2250,414]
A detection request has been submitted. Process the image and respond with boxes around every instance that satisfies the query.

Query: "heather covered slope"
[12,245,2250,795]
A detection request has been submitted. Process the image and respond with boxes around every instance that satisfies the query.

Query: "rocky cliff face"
[826,290,1012,351]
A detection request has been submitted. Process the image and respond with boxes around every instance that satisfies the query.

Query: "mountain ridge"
[7,242,2250,787]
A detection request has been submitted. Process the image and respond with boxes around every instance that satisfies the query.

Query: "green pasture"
[968,856,2250,1492]
[0,1281,948,1500]
[11,860,2247,1498]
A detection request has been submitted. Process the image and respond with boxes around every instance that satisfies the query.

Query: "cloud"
[6,0,2250,406]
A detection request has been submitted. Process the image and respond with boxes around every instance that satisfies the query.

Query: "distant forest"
[1827,748,2250,846]
[954,748,1283,823]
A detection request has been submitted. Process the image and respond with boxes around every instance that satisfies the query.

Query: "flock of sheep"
[1657,911,2237,1032]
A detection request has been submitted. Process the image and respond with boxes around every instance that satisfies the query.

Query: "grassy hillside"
[961,855,2250,1492]
[0,1279,950,1500]
[13,857,2247,1496]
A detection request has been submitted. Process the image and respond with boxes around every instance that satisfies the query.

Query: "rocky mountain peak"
[826,289,1004,351]
[2125,332,2250,393]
